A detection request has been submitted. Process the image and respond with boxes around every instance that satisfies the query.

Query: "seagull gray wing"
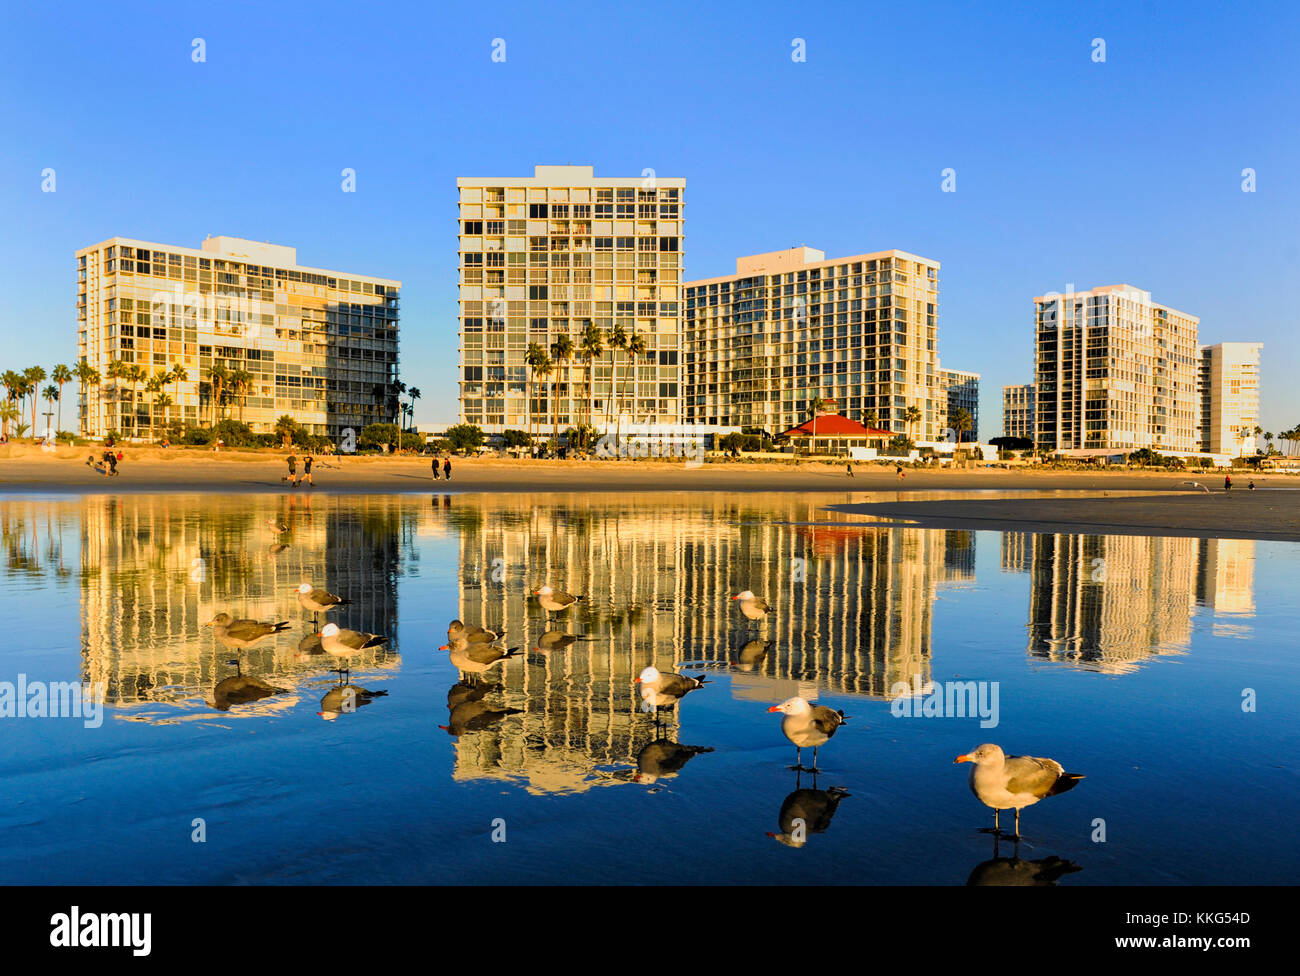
[1003,755,1064,798]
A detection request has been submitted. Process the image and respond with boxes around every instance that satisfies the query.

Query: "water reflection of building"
[1000,532,1032,574]
[445,495,971,790]
[1026,534,1201,673]
[1196,538,1256,637]
[78,495,410,708]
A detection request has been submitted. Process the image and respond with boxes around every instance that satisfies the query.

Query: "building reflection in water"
[445,495,975,792]
[75,494,411,714]
[1014,532,1256,673]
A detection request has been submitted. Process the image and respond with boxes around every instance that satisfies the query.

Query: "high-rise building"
[1198,342,1262,455]
[684,247,943,439]
[76,236,400,440]
[1034,284,1198,453]
[938,368,980,441]
[1002,383,1035,441]
[456,165,685,435]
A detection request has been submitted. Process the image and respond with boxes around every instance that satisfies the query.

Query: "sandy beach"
[2,444,1295,540]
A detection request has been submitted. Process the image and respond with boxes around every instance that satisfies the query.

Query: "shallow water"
[0,491,1295,884]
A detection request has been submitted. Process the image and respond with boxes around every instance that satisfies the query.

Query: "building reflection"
[444,494,972,790]
[76,494,411,711]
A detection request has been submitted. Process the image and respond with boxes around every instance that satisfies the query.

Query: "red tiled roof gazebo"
[778,414,893,455]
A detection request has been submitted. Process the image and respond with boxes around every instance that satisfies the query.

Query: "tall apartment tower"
[1198,342,1262,455]
[938,368,980,441]
[456,165,685,436]
[1002,383,1035,440]
[1033,284,1198,453]
[76,236,400,440]
[684,247,943,439]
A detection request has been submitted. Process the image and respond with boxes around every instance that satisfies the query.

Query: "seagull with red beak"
[954,743,1084,839]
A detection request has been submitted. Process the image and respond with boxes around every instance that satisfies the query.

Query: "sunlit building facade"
[1034,284,1198,454]
[76,236,401,440]
[684,247,944,439]
[1198,341,1263,455]
[1002,383,1035,441]
[939,368,980,441]
[456,165,685,435]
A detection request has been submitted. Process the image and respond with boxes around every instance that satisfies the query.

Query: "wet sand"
[1,446,1295,540]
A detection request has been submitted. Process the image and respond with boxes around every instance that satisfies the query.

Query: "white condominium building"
[1002,383,1035,441]
[1034,284,1198,453]
[1198,342,1262,454]
[684,247,944,440]
[456,165,685,436]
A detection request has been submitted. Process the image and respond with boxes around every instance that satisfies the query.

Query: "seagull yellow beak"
[767,705,780,712]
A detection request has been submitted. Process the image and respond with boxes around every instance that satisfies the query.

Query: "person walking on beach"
[1248,479,1256,490]
[846,463,854,478]
[896,465,905,481]
[302,455,314,487]
[431,455,440,480]
[443,458,452,481]
[1224,473,1232,492]
[286,454,298,487]
[105,450,118,476]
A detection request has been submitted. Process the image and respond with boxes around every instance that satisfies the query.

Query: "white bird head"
[733,590,756,601]
[636,666,660,684]
[297,582,313,594]
[768,696,811,715]
[954,743,1004,765]
[535,585,554,596]
[320,624,341,638]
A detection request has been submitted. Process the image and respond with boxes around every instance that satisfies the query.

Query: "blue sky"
[1,0,1296,433]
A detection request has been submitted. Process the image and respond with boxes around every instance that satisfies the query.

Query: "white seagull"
[954,743,1084,838]
[768,697,847,771]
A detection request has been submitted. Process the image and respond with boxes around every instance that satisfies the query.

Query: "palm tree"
[105,360,126,432]
[607,324,628,451]
[170,362,188,428]
[525,343,549,449]
[230,368,254,423]
[578,323,605,445]
[144,373,166,440]
[40,384,58,440]
[51,364,72,435]
[549,334,575,446]
[206,363,229,426]
[1,370,21,439]
[154,393,174,436]
[950,407,973,451]
[24,366,46,441]
[904,404,923,443]
[625,331,647,430]
[0,402,18,441]
[74,362,100,436]
[532,358,552,452]
[1265,431,1275,455]
[808,395,829,455]
[126,364,146,437]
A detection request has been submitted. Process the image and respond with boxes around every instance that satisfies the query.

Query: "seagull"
[966,834,1083,886]
[267,517,289,533]
[440,638,522,680]
[204,613,290,651]
[768,697,847,772]
[732,590,772,624]
[320,623,387,680]
[534,584,583,617]
[636,665,708,723]
[769,781,851,847]
[954,743,1084,838]
[296,582,351,626]
[319,683,388,720]
[447,619,504,645]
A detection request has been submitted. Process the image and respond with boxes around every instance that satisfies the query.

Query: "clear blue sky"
[2,0,1296,434]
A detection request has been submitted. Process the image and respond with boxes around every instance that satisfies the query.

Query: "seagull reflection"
[440,681,522,735]
[536,630,579,653]
[211,674,288,712]
[732,638,772,672]
[632,739,714,784]
[768,771,851,848]
[318,681,388,721]
[295,631,324,661]
[966,834,1082,886]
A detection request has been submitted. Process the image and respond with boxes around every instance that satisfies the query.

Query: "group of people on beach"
[86,450,122,476]
[283,454,314,487]
[431,457,452,481]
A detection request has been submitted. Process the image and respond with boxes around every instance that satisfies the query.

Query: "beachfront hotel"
[1002,383,1035,441]
[1033,284,1199,454]
[683,247,945,440]
[456,165,685,436]
[1198,341,1263,455]
[76,236,401,440]
[938,368,980,442]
